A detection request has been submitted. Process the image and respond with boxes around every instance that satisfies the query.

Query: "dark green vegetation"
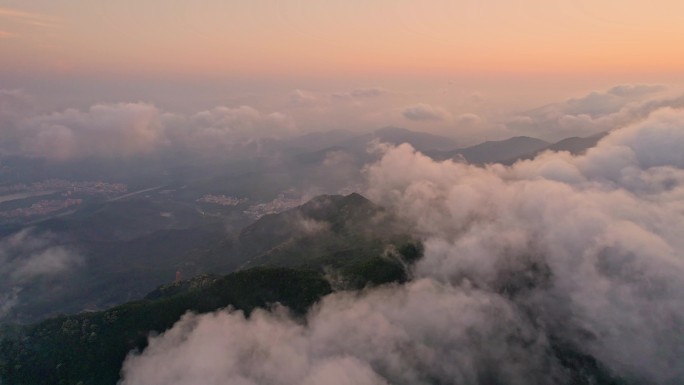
[0,193,424,385]
[0,128,624,385]
[0,268,333,385]
[2,191,414,324]
[0,199,233,323]
[196,193,418,281]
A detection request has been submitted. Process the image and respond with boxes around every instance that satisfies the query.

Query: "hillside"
[199,193,417,278]
[0,192,425,385]
[502,131,608,164]
[0,268,334,385]
[367,126,459,151]
[427,136,550,164]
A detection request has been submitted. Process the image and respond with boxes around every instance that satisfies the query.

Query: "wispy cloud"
[0,7,61,28]
[0,30,16,38]
[403,103,451,122]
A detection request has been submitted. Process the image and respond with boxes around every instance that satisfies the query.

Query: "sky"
[120,105,684,385]
[2,3,684,383]
[2,0,684,77]
[1,1,684,145]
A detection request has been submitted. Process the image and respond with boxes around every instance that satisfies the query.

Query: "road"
[108,185,167,201]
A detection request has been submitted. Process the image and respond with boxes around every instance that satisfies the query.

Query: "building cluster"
[196,194,248,206]
[243,192,302,219]
[0,198,83,218]
[0,179,127,195]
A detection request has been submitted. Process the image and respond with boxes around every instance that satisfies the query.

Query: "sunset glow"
[2,0,684,77]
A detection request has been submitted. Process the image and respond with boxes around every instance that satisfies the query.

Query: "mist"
[0,85,682,167]
[118,107,684,384]
[0,229,83,319]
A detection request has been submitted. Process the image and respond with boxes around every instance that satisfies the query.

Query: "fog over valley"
[1,1,683,384]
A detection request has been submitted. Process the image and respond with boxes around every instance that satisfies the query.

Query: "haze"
[1,2,683,385]
[1,1,683,114]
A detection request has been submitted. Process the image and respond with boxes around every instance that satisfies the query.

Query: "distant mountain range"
[500,131,609,164]
[426,136,550,164]
[290,126,607,167]
[425,132,607,165]
[289,126,458,154]
[341,126,459,152]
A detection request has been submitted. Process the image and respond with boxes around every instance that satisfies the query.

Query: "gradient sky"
[2,0,684,77]
[2,0,684,143]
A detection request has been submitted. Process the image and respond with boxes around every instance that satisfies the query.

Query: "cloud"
[0,288,20,319]
[165,105,295,159]
[17,103,164,160]
[349,87,387,98]
[187,105,295,138]
[0,229,83,282]
[122,282,556,385]
[364,108,684,383]
[289,89,321,107]
[564,84,665,117]
[0,89,33,117]
[291,87,389,107]
[0,91,294,161]
[0,229,83,319]
[121,107,684,384]
[506,84,682,141]
[0,7,61,28]
[332,87,388,100]
[402,103,450,122]
[454,113,481,126]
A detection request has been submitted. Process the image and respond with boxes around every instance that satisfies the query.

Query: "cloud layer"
[2,84,682,161]
[121,107,684,384]
[0,229,83,319]
[402,103,450,122]
[0,91,295,160]
[506,84,684,141]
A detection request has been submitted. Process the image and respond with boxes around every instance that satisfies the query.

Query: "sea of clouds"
[118,107,684,385]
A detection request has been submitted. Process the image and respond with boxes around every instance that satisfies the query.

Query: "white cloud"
[506,84,683,140]
[454,113,481,126]
[402,103,451,122]
[16,102,164,160]
[0,91,295,160]
[332,87,388,100]
[0,229,83,282]
[289,89,321,107]
[122,281,554,385]
[121,107,684,384]
[0,229,83,319]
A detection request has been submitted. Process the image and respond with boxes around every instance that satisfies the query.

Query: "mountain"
[0,206,624,385]
[502,131,608,164]
[0,192,416,325]
[0,191,424,385]
[342,126,458,153]
[427,136,550,164]
[286,129,361,153]
[0,268,334,385]
[198,193,418,283]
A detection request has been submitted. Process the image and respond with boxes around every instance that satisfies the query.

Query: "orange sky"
[1,0,684,78]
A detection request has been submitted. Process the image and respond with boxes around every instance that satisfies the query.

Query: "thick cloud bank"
[0,91,294,160]
[120,108,684,385]
[507,85,684,141]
